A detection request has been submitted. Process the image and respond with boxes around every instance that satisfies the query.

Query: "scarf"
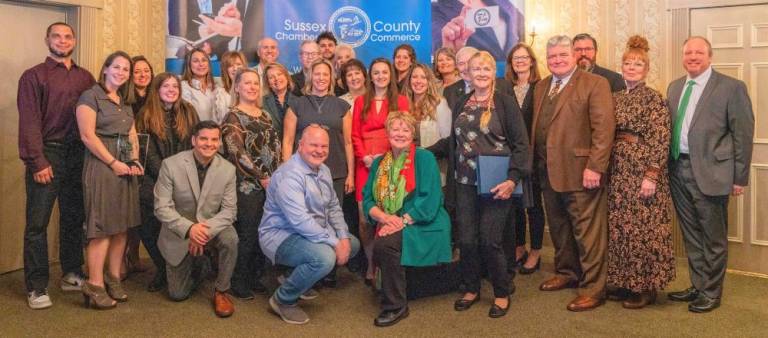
[373,143,416,215]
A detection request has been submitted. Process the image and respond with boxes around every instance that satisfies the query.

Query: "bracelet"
[107,158,117,167]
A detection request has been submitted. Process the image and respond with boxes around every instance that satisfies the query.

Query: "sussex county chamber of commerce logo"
[473,8,491,26]
[328,6,371,48]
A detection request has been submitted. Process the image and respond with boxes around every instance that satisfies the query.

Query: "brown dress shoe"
[539,277,577,291]
[567,296,605,312]
[622,290,656,309]
[214,291,235,318]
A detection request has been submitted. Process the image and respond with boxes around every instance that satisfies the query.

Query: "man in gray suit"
[666,36,754,313]
[155,120,239,318]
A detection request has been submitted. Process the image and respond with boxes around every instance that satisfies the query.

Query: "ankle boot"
[104,273,128,302]
[82,282,117,309]
[623,290,657,309]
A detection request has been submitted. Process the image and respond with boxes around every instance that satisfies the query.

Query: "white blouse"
[182,79,229,123]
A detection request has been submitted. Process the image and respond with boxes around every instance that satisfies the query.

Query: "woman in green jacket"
[363,111,451,327]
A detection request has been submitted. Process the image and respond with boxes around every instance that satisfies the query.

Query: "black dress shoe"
[489,297,510,318]
[688,295,720,313]
[454,294,480,311]
[229,287,255,300]
[147,272,167,292]
[374,306,409,327]
[607,287,632,301]
[518,258,541,275]
[668,287,699,302]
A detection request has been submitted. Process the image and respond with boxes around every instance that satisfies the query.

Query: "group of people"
[18,20,754,328]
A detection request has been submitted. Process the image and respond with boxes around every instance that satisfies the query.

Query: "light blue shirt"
[679,66,713,154]
[259,153,349,263]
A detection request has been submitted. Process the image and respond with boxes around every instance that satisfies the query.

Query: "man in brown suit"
[530,35,615,311]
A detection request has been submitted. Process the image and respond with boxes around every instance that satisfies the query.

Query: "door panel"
[692,3,768,275]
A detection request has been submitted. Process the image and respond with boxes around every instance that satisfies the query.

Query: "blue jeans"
[274,234,360,304]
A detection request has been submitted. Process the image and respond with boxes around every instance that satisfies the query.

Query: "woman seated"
[362,111,451,327]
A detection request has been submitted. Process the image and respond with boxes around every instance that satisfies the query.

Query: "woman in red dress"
[352,58,409,284]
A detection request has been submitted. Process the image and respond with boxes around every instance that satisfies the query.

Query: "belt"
[615,131,640,143]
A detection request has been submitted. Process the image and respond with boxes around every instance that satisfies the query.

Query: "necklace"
[309,95,327,114]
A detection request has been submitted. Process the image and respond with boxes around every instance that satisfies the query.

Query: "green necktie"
[671,80,696,160]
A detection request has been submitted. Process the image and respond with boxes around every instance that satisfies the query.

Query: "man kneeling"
[260,124,360,325]
[154,121,238,317]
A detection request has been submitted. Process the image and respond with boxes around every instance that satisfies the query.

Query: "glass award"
[116,133,149,171]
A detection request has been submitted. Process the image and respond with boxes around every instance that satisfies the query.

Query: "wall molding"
[707,24,744,49]
[750,62,768,144]
[752,23,768,47]
[749,164,768,246]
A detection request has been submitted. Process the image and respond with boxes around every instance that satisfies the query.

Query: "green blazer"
[363,147,452,267]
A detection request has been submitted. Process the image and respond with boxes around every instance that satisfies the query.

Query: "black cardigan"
[428,89,531,209]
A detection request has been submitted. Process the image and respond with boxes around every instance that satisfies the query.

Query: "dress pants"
[24,142,85,292]
[166,226,238,301]
[670,156,728,299]
[455,183,512,298]
[540,171,608,299]
[373,231,406,310]
[231,188,267,293]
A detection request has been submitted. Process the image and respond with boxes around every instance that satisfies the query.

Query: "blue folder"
[476,155,523,197]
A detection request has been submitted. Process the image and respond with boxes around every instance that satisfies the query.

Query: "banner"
[166,1,524,76]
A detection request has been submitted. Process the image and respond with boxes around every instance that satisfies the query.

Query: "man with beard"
[17,22,95,309]
[572,33,625,92]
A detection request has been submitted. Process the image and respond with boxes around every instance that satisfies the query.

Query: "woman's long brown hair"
[137,72,199,141]
[361,58,400,121]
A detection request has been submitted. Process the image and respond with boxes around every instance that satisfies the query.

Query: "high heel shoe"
[489,296,511,318]
[623,290,657,309]
[518,257,541,275]
[104,273,128,302]
[82,282,116,309]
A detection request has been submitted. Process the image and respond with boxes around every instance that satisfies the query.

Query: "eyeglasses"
[511,55,530,61]
[573,47,595,53]
[300,52,319,57]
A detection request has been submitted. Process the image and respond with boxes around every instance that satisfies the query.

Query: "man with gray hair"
[529,35,615,311]
[254,37,280,78]
[260,124,360,324]
[291,40,320,96]
[666,36,754,313]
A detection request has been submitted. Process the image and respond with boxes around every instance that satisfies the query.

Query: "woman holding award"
[428,51,528,318]
[76,51,143,309]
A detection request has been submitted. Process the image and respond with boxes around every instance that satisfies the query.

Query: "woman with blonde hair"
[262,62,295,137]
[428,51,529,318]
[222,68,281,299]
[433,47,460,89]
[606,35,675,309]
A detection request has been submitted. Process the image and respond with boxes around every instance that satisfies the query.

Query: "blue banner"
[266,0,431,73]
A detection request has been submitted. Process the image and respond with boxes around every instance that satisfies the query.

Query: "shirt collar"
[686,66,713,86]
[291,153,320,176]
[553,67,577,84]
[45,56,79,70]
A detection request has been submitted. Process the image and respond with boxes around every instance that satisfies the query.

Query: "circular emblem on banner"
[473,8,491,27]
[328,6,371,48]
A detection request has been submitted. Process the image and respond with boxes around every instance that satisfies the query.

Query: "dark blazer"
[513,81,536,134]
[428,91,530,209]
[261,91,295,139]
[592,64,626,93]
[667,70,754,196]
[530,70,615,192]
[444,78,513,113]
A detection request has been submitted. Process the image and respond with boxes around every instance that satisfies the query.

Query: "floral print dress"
[222,108,281,194]
[607,83,675,292]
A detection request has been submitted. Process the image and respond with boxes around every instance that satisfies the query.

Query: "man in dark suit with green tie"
[666,36,754,313]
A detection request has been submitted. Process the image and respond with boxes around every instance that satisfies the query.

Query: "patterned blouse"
[453,99,510,185]
[222,107,282,195]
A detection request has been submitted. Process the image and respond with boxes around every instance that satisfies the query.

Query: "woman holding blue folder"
[428,51,529,318]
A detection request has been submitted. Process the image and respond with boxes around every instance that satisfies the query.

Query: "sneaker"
[60,272,85,292]
[269,295,309,325]
[28,289,53,309]
[277,274,319,300]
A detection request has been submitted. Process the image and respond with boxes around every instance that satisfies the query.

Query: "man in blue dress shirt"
[260,124,360,325]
